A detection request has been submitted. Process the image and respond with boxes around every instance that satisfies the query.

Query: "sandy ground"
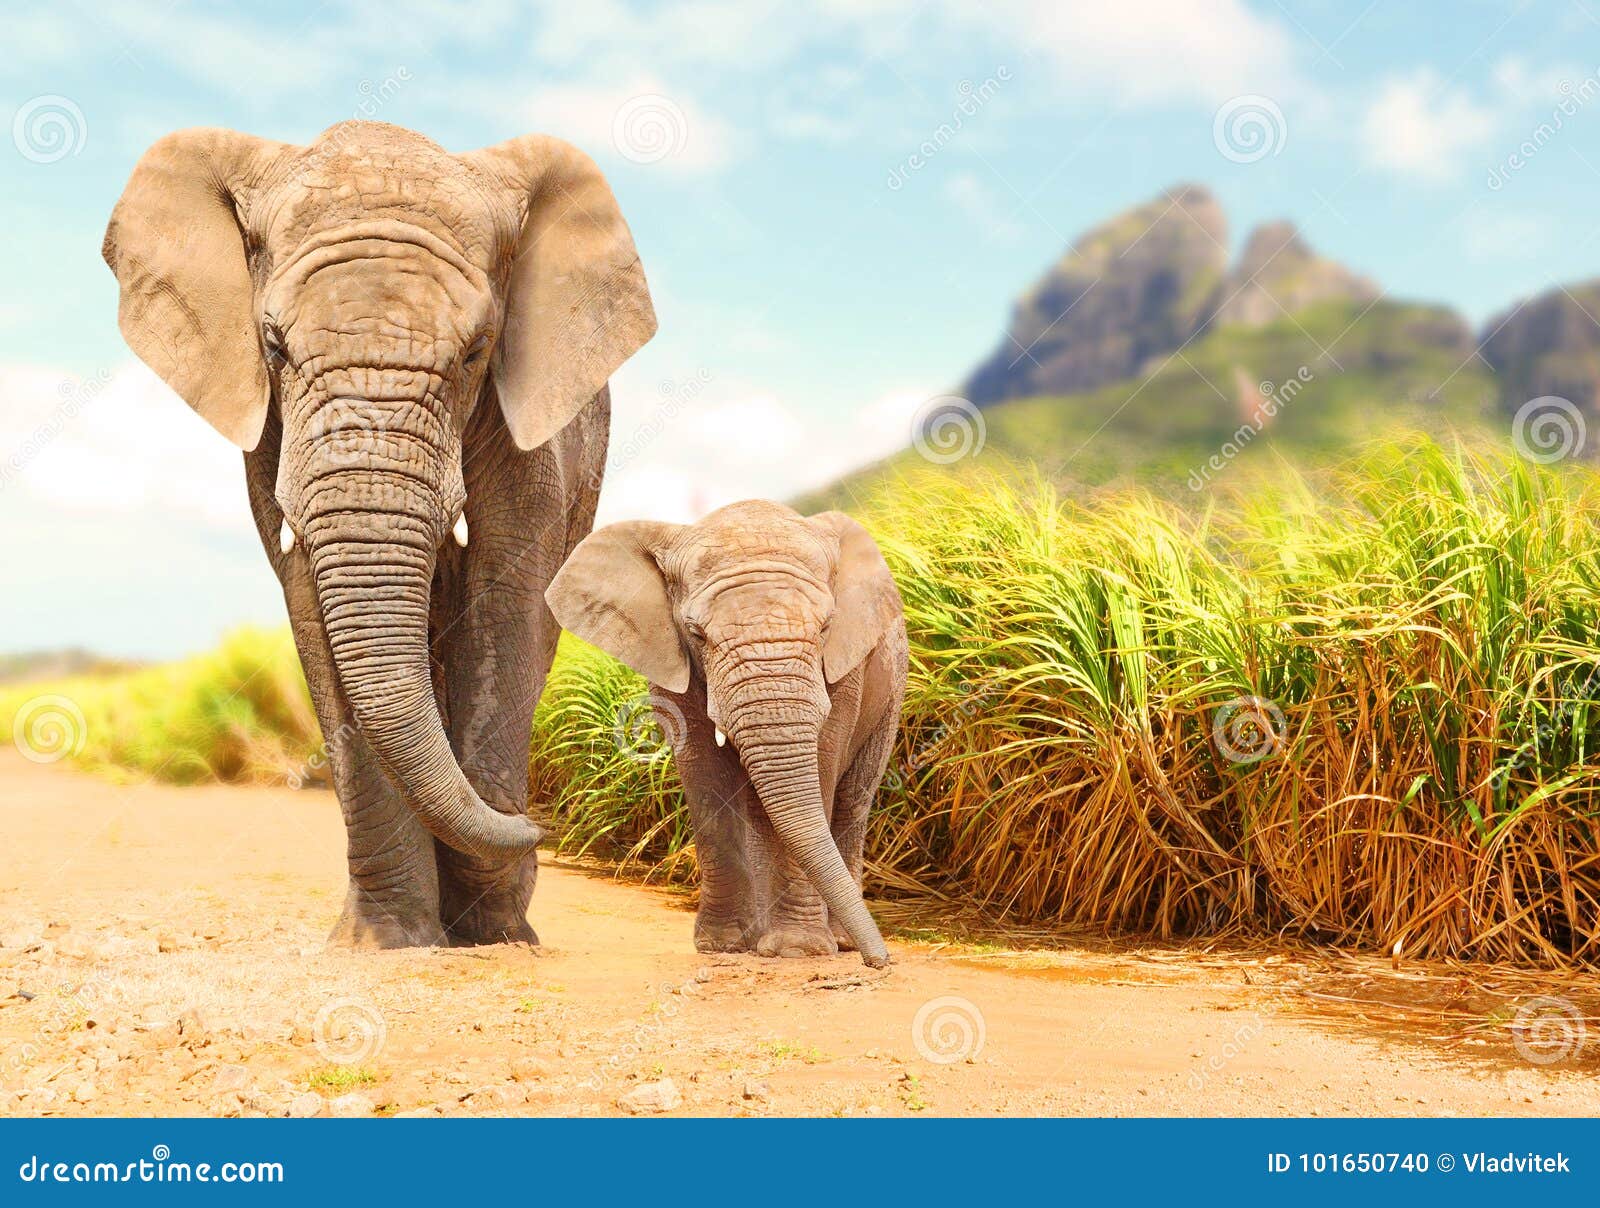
[1,750,1597,1118]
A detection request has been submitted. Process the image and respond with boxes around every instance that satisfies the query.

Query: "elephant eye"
[463,333,491,365]
[261,321,287,367]
[684,619,705,641]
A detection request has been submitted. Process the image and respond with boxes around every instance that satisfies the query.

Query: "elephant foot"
[694,917,752,953]
[438,850,538,947]
[756,925,839,959]
[327,893,445,951]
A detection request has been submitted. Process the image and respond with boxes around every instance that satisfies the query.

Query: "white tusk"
[714,727,726,748]
[279,520,295,554]
[452,512,469,547]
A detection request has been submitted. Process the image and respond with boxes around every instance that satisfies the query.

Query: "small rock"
[0,929,42,951]
[508,1055,550,1083]
[741,1080,771,1101]
[177,1009,208,1048]
[70,1080,98,1104]
[211,1065,252,1094]
[329,1092,376,1118]
[619,1078,681,1115]
[284,1092,325,1118]
[392,1105,442,1118]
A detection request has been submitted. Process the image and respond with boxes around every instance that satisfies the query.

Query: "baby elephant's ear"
[546,521,690,693]
[809,512,903,683]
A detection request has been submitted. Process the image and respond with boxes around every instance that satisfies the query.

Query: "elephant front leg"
[748,808,839,958]
[659,685,757,952]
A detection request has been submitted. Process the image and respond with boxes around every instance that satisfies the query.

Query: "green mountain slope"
[803,299,1501,511]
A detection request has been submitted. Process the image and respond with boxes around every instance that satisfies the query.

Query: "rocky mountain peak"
[1213,221,1378,328]
[963,184,1229,408]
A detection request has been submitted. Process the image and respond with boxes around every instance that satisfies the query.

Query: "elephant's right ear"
[102,128,290,450]
[546,521,689,693]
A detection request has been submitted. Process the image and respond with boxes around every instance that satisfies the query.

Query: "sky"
[4,0,1600,658]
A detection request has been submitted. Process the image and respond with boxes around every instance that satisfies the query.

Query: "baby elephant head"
[546,501,902,967]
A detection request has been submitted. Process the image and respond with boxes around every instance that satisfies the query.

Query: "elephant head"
[545,501,903,967]
[103,122,656,860]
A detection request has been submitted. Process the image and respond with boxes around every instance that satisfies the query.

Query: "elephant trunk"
[305,497,542,862]
[728,682,889,969]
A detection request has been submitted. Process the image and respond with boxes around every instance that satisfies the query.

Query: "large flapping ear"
[102,128,289,450]
[461,134,658,451]
[546,520,688,692]
[809,511,904,683]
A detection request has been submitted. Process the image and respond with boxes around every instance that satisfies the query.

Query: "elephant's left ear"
[461,134,658,451]
[809,512,904,683]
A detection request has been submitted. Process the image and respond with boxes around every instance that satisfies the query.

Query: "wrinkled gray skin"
[547,502,908,968]
[102,122,656,948]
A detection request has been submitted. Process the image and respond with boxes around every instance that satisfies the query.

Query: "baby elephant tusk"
[714,727,727,748]
[279,520,295,555]
[452,512,469,548]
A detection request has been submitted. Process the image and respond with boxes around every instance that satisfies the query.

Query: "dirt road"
[1,751,1595,1117]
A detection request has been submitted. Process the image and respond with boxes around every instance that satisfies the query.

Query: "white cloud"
[1361,69,1498,183]
[973,0,1299,107]
[1460,209,1548,261]
[0,360,284,659]
[521,76,734,173]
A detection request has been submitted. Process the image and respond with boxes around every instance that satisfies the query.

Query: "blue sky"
[5,0,1600,657]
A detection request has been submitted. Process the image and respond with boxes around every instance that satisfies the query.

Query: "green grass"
[0,627,319,786]
[304,1065,378,1091]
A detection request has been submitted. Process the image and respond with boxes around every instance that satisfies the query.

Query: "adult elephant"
[102,121,656,948]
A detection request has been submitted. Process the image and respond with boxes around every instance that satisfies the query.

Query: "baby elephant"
[546,501,907,968]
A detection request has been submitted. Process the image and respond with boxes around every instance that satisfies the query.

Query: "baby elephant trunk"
[732,705,890,969]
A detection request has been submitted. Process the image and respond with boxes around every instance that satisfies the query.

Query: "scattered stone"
[284,1092,325,1118]
[619,1078,681,1115]
[392,1105,443,1118]
[508,1055,549,1083]
[0,929,41,951]
[329,1092,376,1118]
[741,1080,770,1102]
[177,1009,208,1049]
[211,1065,252,1094]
